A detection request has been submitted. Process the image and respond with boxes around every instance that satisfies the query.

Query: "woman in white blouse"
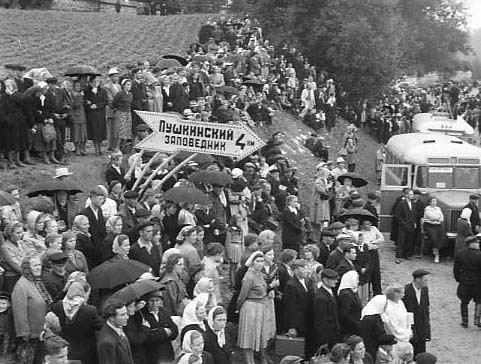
[422,198,444,263]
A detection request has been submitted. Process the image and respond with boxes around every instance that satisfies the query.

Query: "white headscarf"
[207,306,226,348]
[461,208,472,223]
[181,330,204,363]
[361,294,387,319]
[245,251,263,267]
[337,270,359,295]
[182,300,206,331]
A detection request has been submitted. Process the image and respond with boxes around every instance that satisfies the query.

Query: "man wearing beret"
[453,235,481,328]
[403,269,431,356]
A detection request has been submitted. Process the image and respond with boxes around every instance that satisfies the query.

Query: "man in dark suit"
[395,189,416,262]
[363,193,379,227]
[317,229,336,266]
[105,151,126,186]
[97,298,134,364]
[335,245,357,279]
[310,269,340,356]
[403,269,431,356]
[118,190,141,240]
[130,221,162,275]
[131,68,148,132]
[326,234,352,270]
[463,194,480,235]
[276,249,297,334]
[281,195,305,253]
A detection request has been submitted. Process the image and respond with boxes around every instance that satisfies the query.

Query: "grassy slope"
[0,9,210,76]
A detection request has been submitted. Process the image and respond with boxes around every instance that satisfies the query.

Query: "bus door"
[380,164,411,233]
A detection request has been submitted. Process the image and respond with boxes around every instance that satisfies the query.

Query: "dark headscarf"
[21,255,53,306]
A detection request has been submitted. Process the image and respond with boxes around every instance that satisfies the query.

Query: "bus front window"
[426,167,454,189]
[454,167,479,189]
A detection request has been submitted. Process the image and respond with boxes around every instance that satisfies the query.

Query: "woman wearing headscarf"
[175,226,202,280]
[455,208,473,256]
[100,215,123,262]
[22,211,47,254]
[337,270,362,337]
[180,329,214,364]
[50,279,103,364]
[237,251,270,364]
[181,298,208,342]
[159,253,189,317]
[122,298,149,364]
[71,215,96,270]
[12,254,52,364]
[62,230,89,274]
[0,222,27,293]
[110,234,131,261]
[203,306,230,364]
[259,244,278,344]
[359,295,388,361]
[193,278,217,312]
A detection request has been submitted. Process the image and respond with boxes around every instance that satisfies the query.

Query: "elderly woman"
[175,225,202,280]
[0,222,27,292]
[337,270,362,337]
[456,208,474,256]
[181,329,215,364]
[62,230,89,274]
[22,211,47,254]
[72,215,96,270]
[203,306,230,364]
[422,198,445,263]
[310,165,332,230]
[346,335,374,364]
[237,251,271,364]
[159,253,189,317]
[112,78,133,150]
[51,279,103,364]
[181,300,208,342]
[359,295,388,361]
[100,215,123,262]
[12,254,53,364]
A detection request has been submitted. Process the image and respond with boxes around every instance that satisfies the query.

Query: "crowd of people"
[0,14,443,364]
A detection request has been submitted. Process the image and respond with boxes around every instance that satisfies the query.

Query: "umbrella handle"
[139,152,178,196]
[132,151,163,191]
[151,153,199,194]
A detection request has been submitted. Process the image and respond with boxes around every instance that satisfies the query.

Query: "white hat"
[53,167,73,179]
[108,67,119,76]
[336,157,345,163]
[231,168,243,179]
[37,81,48,89]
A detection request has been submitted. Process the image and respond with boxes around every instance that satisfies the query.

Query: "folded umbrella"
[0,191,16,207]
[162,54,189,67]
[162,186,209,205]
[189,170,233,186]
[339,208,377,223]
[110,280,165,303]
[64,64,101,77]
[337,172,368,188]
[27,180,82,197]
[87,260,150,289]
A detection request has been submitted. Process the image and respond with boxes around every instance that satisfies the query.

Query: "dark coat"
[311,286,340,351]
[335,257,355,279]
[51,301,103,364]
[141,307,178,363]
[281,208,303,252]
[402,283,431,345]
[359,314,386,361]
[463,202,480,234]
[44,271,67,302]
[131,80,148,111]
[337,288,362,337]
[363,202,378,227]
[106,164,126,186]
[395,199,416,233]
[203,324,231,364]
[76,232,98,270]
[317,243,332,267]
[124,311,149,364]
[283,276,314,336]
[130,242,162,275]
[326,248,343,270]
[84,87,108,143]
[80,206,107,249]
[354,244,371,285]
[454,246,481,301]
[97,324,134,364]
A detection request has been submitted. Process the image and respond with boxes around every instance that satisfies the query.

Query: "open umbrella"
[175,151,215,164]
[24,67,53,81]
[0,191,15,207]
[162,55,189,67]
[156,59,182,70]
[192,55,213,63]
[339,208,377,223]
[242,79,264,87]
[27,180,82,197]
[163,186,209,205]
[110,280,165,303]
[64,65,101,77]
[189,170,233,186]
[337,173,368,188]
[216,85,239,95]
[87,260,150,289]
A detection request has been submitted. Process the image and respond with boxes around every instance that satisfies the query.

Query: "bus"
[380,133,481,238]
[412,112,474,144]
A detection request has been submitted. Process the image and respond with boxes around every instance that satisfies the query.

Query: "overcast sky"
[466,0,481,30]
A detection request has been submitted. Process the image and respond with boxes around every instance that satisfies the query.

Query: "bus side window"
[416,166,426,188]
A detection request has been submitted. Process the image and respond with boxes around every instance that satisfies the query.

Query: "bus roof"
[412,112,474,136]
[386,133,481,164]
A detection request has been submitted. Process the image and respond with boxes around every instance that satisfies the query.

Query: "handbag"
[41,123,57,144]
[310,344,331,364]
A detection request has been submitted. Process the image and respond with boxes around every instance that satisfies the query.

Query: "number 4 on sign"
[236,134,245,150]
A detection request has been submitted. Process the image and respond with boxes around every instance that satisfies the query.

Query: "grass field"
[0,9,210,77]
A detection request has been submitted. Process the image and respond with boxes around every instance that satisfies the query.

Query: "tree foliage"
[235,0,471,99]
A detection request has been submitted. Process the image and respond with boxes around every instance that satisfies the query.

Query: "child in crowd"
[0,291,14,361]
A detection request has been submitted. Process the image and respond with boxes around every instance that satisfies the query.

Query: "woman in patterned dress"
[112,78,133,151]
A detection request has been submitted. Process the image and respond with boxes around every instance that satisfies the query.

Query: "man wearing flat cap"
[453,235,481,328]
[463,194,480,234]
[403,269,431,355]
[104,68,121,151]
[130,221,161,275]
[326,234,352,270]
[118,190,141,240]
[44,252,69,301]
[317,229,336,266]
[131,68,148,133]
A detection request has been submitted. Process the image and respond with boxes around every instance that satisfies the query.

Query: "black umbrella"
[27,180,82,197]
[87,260,150,289]
[156,59,182,70]
[339,208,377,223]
[64,65,101,77]
[110,280,165,303]
[189,170,233,186]
[242,79,264,90]
[0,191,16,207]
[337,173,368,188]
[175,151,215,164]
[162,55,189,67]
[216,85,239,95]
[163,186,209,205]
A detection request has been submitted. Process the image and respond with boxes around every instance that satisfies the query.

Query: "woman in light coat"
[309,166,331,229]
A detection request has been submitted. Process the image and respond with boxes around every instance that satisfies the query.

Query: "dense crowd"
[0,14,442,364]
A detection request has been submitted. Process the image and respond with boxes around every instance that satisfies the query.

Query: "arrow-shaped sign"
[134,111,265,160]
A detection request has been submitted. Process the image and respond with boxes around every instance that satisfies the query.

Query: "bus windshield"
[416,166,479,189]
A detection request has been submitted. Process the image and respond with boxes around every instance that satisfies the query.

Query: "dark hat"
[182,82,189,87]
[464,236,478,245]
[124,190,139,199]
[378,334,397,346]
[367,192,378,200]
[414,352,437,364]
[350,191,361,199]
[321,268,339,280]
[137,220,154,231]
[136,124,150,132]
[46,77,58,84]
[329,221,345,230]
[109,180,122,190]
[321,229,336,238]
[144,289,164,299]
[135,209,151,218]
[413,189,422,195]
[49,252,68,264]
[132,67,141,74]
[470,194,480,200]
[412,269,430,279]
[4,64,17,70]
[0,291,11,300]
[291,259,307,270]
[279,356,303,364]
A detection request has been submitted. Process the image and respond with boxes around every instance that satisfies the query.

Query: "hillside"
[0,9,210,76]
